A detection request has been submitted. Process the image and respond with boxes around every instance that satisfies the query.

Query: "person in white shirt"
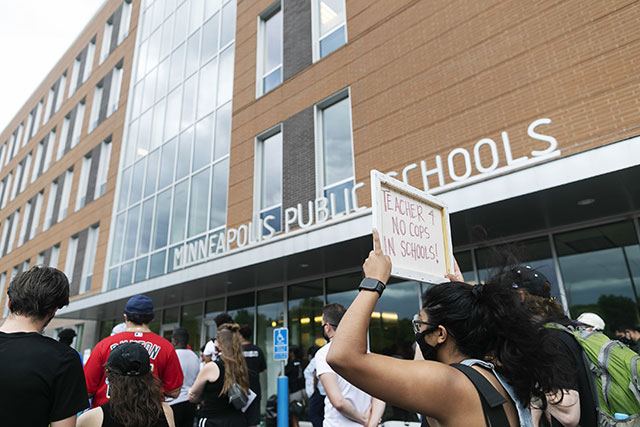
[304,345,325,427]
[315,303,385,427]
[170,328,201,427]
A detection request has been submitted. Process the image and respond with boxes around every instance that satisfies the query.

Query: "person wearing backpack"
[495,265,598,426]
[327,230,576,427]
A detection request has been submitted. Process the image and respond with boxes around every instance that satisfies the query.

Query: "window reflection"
[181,302,203,351]
[555,221,640,333]
[256,288,284,411]
[288,280,325,350]
[326,272,361,309]
[454,250,476,284]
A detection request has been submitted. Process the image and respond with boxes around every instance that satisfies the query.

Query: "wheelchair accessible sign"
[273,328,288,361]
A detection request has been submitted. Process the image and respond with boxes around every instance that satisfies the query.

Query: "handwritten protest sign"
[370,170,453,284]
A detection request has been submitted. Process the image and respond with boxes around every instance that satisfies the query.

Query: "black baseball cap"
[510,265,550,298]
[106,342,151,376]
[124,295,154,315]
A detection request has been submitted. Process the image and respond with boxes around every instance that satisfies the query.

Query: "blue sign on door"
[273,328,288,361]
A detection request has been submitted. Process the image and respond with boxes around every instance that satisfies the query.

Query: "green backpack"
[549,323,640,426]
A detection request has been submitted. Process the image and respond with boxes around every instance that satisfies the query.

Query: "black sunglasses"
[412,315,438,334]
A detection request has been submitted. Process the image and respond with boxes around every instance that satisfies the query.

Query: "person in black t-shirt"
[240,324,266,427]
[0,266,89,427]
[285,345,306,427]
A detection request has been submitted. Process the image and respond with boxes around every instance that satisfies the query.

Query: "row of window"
[106,0,237,288]
[0,140,111,259]
[0,221,102,316]
[255,89,355,231]
[0,1,131,177]
[257,0,347,95]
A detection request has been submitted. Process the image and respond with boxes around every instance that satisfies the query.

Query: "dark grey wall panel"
[69,228,88,296]
[50,173,65,227]
[98,71,113,125]
[75,46,88,92]
[85,145,102,205]
[283,0,312,81]
[110,5,123,54]
[64,105,78,154]
[22,194,37,244]
[42,247,52,267]
[282,106,315,217]
[36,137,48,177]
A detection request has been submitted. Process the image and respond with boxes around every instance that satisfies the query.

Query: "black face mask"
[415,328,440,361]
[619,336,634,346]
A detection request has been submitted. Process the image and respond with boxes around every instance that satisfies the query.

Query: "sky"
[0,0,105,132]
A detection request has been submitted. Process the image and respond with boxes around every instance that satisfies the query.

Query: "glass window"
[174,2,189,47]
[159,139,177,190]
[149,250,167,277]
[181,302,203,350]
[144,149,160,197]
[123,205,141,261]
[138,108,153,158]
[555,221,640,331]
[129,158,146,205]
[64,236,79,283]
[156,57,171,101]
[219,0,236,48]
[185,30,201,78]
[228,293,255,330]
[153,188,172,250]
[320,95,355,214]
[120,261,134,287]
[169,44,186,90]
[182,74,198,130]
[288,280,325,350]
[135,256,148,282]
[213,102,231,160]
[160,15,174,61]
[188,167,210,237]
[326,272,361,309]
[217,46,234,105]
[151,100,167,150]
[475,236,560,298]
[75,155,92,210]
[165,85,183,141]
[315,0,346,59]
[256,287,284,405]
[142,68,158,114]
[170,180,189,244]
[204,297,225,342]
[138,198,155,256]
[454,250,477,284]
[201,14,220,64]
[209,158,228,229]
[118,167,132,210]
[260,7,282,94]
[110,212,126,265]
[80,225,100,293]
[176,127,193,180]
[258,131,282,232]
[193,114,214,171]
[198,58,218,118]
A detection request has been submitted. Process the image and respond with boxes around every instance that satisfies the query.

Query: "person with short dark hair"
[239,324,266,427]
[618,325,640,353]
[77,342,175,427]
[0,266,89,426]
[58,328,77,346]
[170,328,200,427]
[84,295,184,408]
[203,312,234,363]
[286,345,306,427]
[315,303,385,426]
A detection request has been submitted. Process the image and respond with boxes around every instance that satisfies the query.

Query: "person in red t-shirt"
[84,295,184,408]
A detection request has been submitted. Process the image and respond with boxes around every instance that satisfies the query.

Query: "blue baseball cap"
[124,295,154,315]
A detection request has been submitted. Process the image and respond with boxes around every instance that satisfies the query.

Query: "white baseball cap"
[577,312,605,331]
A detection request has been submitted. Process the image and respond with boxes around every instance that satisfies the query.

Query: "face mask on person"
[415,329,440,361]
[619,336,634,346]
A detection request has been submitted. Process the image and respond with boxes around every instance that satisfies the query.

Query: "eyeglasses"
[412,314,438,334]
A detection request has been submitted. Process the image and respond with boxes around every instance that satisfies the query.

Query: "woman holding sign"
[326,230,575,427]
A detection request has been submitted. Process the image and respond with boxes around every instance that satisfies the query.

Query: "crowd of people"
[2,229,640,426]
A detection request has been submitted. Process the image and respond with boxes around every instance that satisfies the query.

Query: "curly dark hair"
[105,368,164,427]
[7,266,69,320]
[422,278,576,406]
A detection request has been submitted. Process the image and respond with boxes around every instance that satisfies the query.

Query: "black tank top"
[199,360,244,418]
[100,402,170,427]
